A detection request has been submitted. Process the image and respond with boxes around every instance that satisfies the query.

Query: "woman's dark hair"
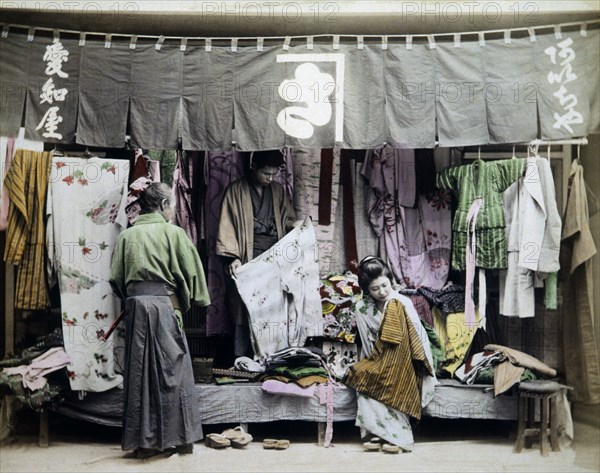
[138,182,172,214]
[251,149,284,170]
[357,256,395,293]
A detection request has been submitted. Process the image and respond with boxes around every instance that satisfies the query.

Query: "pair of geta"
[263,438,290,450]
[205,426,253,449]
[362,437,400,454]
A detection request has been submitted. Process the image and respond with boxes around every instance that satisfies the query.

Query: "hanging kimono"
[47,156,129,392]
[172,150,199,245]
[500,156,562,318]
[351,157,381,262]
[291,148,341,273]
[560,159,600,404]
[436,158,525,270]
[1,128,44,230]
[363,148,452,289]
[346,293,436,450]
[4,149,52,310]
[205,150,246,336]
[234,219,322,358]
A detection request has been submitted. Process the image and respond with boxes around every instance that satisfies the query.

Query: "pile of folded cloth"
[258,347,331,398]
[454,343,557,396]
[227,347,332,396]
[0,328,71,411]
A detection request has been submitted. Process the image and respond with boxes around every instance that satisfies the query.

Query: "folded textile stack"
[263,346,328,371]
[0,331,72,413]
[260,347,332,395]
[454,344,558,396]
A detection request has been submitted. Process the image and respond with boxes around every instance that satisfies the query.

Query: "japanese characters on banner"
[23,37,79,143]
[545,37,582,133]
[0,24,598,149]
[36,41,69,140]
[536,28,598,140]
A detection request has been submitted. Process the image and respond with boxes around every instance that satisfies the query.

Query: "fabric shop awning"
[1,22,598,150]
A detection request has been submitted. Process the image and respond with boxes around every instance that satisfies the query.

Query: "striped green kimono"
[436,158,525,271]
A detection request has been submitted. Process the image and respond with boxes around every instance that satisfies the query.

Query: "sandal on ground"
[221,426,253,448]
[263,438,290,450]
[263,438,278,449]
[274,439,290,450]
[382,443,400,454]
[205,434,231,449]
[362,441,381,451]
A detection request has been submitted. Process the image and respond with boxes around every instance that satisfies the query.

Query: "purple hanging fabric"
[205,150,246,336]
[172,150,197,245]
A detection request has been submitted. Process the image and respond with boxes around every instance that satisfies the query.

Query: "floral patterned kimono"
[353,292,437,450]
[47,156,129,392]
[362,148,452,289]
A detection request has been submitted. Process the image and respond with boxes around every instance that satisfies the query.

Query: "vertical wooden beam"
[317,422,325,447]
[5,263,14,356]
[38,409,49,447]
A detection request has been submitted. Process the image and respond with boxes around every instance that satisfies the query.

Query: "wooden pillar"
[38,409,49,448]
[5,263,14,357]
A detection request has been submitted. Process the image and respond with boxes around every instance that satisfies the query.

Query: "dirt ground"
[1,409,599,473]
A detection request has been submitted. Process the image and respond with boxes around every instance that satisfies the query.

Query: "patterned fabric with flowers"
[47,156,129,393]
[362,148,452,290]
[320,272,362,343]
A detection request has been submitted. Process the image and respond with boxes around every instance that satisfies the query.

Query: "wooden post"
[549,394,560,451]
[317,422,325,447]
[5,263,14,357]
[38,409,49,448]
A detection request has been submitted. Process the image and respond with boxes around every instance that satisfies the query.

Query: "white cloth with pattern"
[234,218,323,358]
[46,156,129,392]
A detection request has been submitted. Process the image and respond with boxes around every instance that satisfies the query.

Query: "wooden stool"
[514,380,565,456]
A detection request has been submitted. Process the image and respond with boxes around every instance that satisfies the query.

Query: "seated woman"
[344,256,437,453]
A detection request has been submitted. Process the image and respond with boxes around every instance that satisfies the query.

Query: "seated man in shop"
[216,149,298,358]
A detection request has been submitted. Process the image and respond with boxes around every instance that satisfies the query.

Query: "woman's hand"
[228,259,242,278]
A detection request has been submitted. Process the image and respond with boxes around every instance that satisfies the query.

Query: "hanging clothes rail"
[424,138,589,148]
[526,138,588,147]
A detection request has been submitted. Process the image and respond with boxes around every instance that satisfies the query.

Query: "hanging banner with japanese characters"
[0,24,598,149]
[535,27,598,139]
[535,28,600,140]
[25,37,79,143]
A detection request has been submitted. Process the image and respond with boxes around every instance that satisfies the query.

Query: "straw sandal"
[205,433,231,449]
[362,441,381,451]
[263,438,278,449]
[382,443,400,454]
[221,426,253,448]
[274,439,290,450]
[362,436,382,451]
[263,438,290,450]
